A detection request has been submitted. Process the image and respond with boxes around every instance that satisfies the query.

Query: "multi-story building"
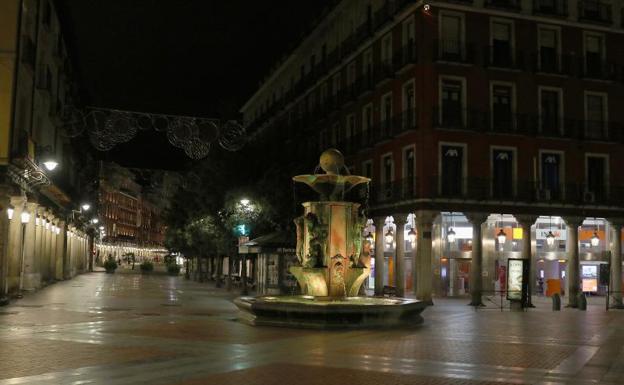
[0,0,94,303]
[241,0,624,307]
[96,162,169,261]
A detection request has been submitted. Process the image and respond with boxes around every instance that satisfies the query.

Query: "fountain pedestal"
[234,149,428,328]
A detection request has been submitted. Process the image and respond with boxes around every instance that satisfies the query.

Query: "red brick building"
[241,0,624,307]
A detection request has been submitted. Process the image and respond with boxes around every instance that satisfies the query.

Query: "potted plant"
[167,263,181,276]
[140,261,154,274]
[103,258,117,274]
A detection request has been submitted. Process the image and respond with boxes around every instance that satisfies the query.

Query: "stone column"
[0,190,11,304]
[516,214,538,306]
[415,210,436,304]
[34,208,44,280]
[41,213,51,282]
[64,227,72,279]
[564,216,584,308]
[21,202,39,290]
[55,221,66,280]
[7,197,26,294]
[373,216,386,295]
[466,212,488,306]
[50,218,58,279]
[610,219,623,308]
[394,214,408,297]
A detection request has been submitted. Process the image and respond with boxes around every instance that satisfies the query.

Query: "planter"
[105,268,116,274]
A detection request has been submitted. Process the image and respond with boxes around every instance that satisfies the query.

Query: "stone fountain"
[234,149,427,329]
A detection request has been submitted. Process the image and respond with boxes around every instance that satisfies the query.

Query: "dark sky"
[56,0,334,169]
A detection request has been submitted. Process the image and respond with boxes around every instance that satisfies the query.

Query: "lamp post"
[18,210,31,293]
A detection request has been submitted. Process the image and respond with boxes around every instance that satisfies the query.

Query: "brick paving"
[0,272,623,384]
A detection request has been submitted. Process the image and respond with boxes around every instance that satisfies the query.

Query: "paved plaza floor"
[0,271,623,384]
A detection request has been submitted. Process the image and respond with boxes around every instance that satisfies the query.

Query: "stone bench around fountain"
[234,149,427,329]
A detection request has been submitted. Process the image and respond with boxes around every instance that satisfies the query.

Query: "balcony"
[373,62,394,84]
[578,1,612,25]
[20,36,36,69]
[581,58,618,81]
[531,52,574,76]
[533,0,568,17]
[373,1,394,30]
[484,0,522,12]
[434,40,475,64]
[483,46,526,70]
[354,73,374,97]
[393,42,418,72]
[372,178,419,204]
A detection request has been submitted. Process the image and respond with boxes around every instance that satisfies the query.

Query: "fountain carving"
[234,149,427,328]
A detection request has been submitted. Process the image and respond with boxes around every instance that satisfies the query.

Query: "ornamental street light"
[81,203,91,211]
[497,229,507,246]
[407,227,417,244]
[546,231,556,247]
[42,160,58,171]
[591,228,600,247]
[447,227,456,243]
[6,205,14,220]
[384,227,394,244]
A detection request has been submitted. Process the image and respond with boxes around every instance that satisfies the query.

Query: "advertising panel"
[507,258,527,301]
[581,264,598,293]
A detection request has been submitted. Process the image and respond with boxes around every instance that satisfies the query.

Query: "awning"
[238,231,295,254]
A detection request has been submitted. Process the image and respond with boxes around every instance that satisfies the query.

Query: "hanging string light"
[59,105,247,159]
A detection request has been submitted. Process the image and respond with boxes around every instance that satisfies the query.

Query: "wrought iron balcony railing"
[533,0,568,17]
[434,40,476,64]
[484,0,522,11]
[578,1,612,25]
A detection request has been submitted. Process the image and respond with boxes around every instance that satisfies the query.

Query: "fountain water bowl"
[234,149,427,328]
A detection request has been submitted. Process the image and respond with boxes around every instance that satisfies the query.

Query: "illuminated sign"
[507,258,526,301]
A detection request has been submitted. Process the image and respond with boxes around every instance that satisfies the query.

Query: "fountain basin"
[234,295,427,329]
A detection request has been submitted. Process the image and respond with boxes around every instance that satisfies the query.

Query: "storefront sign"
[536,229,566,241]
[507,258,527,301]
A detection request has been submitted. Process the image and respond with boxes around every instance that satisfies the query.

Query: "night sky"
[56,0,334,169]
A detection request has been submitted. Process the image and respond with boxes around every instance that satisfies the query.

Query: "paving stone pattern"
[0,271,623,384]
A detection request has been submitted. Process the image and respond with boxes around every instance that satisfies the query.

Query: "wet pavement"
[0,271,623,384]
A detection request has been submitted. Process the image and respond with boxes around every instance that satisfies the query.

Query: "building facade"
[96,162,169,261]
[241,0,624,307]
[0,0,94,303]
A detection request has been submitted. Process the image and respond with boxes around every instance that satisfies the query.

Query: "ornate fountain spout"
[290,149,371,298]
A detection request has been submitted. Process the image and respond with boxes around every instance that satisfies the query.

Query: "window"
[491,148,515,199]
[540,152,563,200]
[362,104,373,145]
[491,20,513,67]
[381,154,394,194]
[402,18,416,62]
[585,93,607,139]
[491,84,513,132]
[539,88,562,135]
[584,33,604,78]
[538,27,559,72]
[440,78,464,127]
[347,62,356,85]
[362,160,373,179]
[440,14,462,60]
[363,49,373,87]
[381,93,393,133]
[403,81,416,129]
[440,144,464,196]
[585,155,607,201]
[346,114,355,139]
[403,147,416,196]
[381,34,392,66]
[332,73,341,96]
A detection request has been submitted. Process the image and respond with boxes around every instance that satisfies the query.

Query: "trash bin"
[578,292,587,311]
[552,293,561,311]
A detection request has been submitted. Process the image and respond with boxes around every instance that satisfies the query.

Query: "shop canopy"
[238,231,295,255]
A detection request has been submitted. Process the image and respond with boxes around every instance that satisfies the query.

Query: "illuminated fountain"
[234,149,427,328]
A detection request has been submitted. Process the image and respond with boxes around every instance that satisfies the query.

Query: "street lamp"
[497,229,507,246]
[42,160,58,171]
[81,203,91,211]
[6,205,14,220]
[447,227,456,243]
[364,231,374,244]
[91,218,99,224]
[591,227,600,247]
[407,227,417,244]
[546,231,556,247]
[384,227,394,244]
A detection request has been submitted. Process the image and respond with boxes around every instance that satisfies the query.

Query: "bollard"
[578,292,587,311]
[552,293,561,311]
